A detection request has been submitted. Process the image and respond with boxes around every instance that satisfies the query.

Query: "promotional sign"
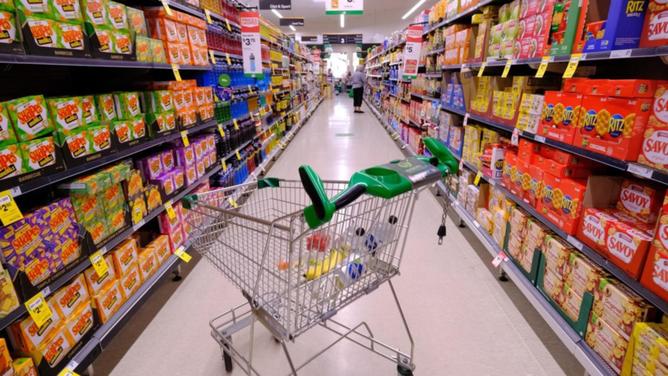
[301,35,319,43]
[323,34,363,44]
[326,0,363,15]
[240,11,263,77]
[259,0,290,9]
[279,17,304,26]
[403,24,423,79]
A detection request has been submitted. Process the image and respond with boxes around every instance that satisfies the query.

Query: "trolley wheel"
[397,364,413,376]
[222,345,233,373]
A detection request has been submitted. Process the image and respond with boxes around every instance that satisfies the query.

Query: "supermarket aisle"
[110,96,580,376]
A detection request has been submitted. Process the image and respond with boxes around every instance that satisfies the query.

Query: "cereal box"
[0,10,18,45]
[593,277,653,339]
[93,280,125,323]
[56,21,85,50]
[83,253,116,295]
[65,302,93,344]
[586,315,628,373]
[113,91,141,119]
[106,1,127,29]
[119,263,141,298]
[539,91,582,144]
[127,6,147,35]
[80,95,98,125]
[138,247,158,281]
[111,238,138,276]
[6,95,53,142]
[8,298,61,351]
[48,97,82,133]
[640,0,668,47]
[52,273,89,320]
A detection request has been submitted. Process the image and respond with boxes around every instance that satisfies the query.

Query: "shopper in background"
[351,65,366,113]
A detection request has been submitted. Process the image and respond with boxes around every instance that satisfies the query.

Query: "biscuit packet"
[19,136,56,172]
[0,102,17,147]
[25,15,58,48]
[96,93,117,121]
[0,10,19,44]
[56,21,85,50]
[50,0,83,22]
[6,95,53,142]
[48,96,83,134]
[80,95,98,125]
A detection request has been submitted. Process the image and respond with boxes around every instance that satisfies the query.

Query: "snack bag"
[87,123,112,152]
[126,6,146,35]
[0,102,17,147]
[0,10,18,44]
[6,95,53,142]
[56,21,85,50]
[19,136,56,172]
[49,0,82,22]
[114,91,141,119]
[26,15,57,48]
[48,96,83,133]
[0,144,24,179]
[80,95,98,125]
[82,0,107,25]
[106,1,127,29]
[15,0,49,15]
[136,35,151,62]
[96,93,117,121]
[113,29,131,54]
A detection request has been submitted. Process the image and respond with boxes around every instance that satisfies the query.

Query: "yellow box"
[119,263,142,299]
[8,298,61,352]
[83,254,117,296]
[12,357,37,376]
[53,273,89,320]
[138,248,159,281]
[65,303,94,345]
[93,280,125,324]
[148,235,171,266]
[32,324,74,369]
[0,338,12,376]
[0,268,19,318]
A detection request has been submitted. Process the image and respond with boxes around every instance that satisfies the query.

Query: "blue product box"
[447,125,464,158]
[583,0,648,52]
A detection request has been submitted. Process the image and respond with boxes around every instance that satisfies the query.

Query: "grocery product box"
[638,82,668,171]
[579,0,648,52]
[549,0,588,56]
[0,269,19,319]
[537,173,587,235]
[19,12,88,57]
[29,324,74,370]
[585,314,628,373]
[13,357,37,376]
[119,262,142,298]
[111,238,139,276]
[83,254,116,296]
[640,0,668,47]
[616,179,663,224]
[8,297,61,352]
[93,280,125,323]
[593,277,655,340]
[0,9,25,55]
[138,247,158,281]
[52,273,89,319]
[65,302,94,345]
[539,91,582,144]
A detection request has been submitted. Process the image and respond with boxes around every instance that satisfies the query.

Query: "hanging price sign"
[402,24,423,80]
[0,190,22,226]
[240,11,263,77]
[563,53,582,78]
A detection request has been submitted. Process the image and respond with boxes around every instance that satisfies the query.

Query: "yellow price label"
[58,368,80,376]
[25,292,52,328]
[221,159,227,171]
[225,53,231,65]
[535,56,550,78]
[165,200,176,220]
[171,64,181,81]
[204,9,213,24]
[209,50,217,64]
[160,0,172,16]
[181,130,189,146]
[0,190,23,226]
[563,53,582,78]
[259,107,266,116]
[217,124,225,137]
[501,60,513,78]
[474,171,483,186]
[225,18,231,32]
[228,198,238,208]
[89,250,109,278]
[174,246,192,263]
[248,85,253,94]
[477,62,486,78]
[233,119,239,130]
[236,150,241,160]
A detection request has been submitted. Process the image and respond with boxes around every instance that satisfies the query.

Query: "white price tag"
[567,235,584,251]
[511,128,519,146]
[463,113,470,126]
[627,163,654,179]
[610,49,632,58]
[492,251,508,268]
[473,220,481,228]
[533,135,546,143]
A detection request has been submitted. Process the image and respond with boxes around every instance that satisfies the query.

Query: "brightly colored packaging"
[96,93,117,121]
[6,95,53,142]
[48,96,83,134]
[638,82,668,171]
[640,0,668,47]
[19,136,56,172]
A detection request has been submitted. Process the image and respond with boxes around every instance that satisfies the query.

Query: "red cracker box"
[538,173,587,235]
[578,208,616,254]
[609,80,659,98]
[539,91,583,144]
[640,0,668,47]
[573,95,652,161]
[640,241,668,301]
[562,78,611,97]
[605,219,653,279]
[502,150,517,191]
[615,179,663,224]
[535,155,591,178]
[518,138,540,162]
[516,158,533,201]
[638,82,668,171]
[525,164,543,207]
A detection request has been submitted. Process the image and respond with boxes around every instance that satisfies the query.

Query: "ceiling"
[243,0,439,43]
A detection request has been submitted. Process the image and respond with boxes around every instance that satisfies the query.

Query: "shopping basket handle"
[422,137,459,176]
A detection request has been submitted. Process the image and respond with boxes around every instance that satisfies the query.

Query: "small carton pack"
[639,82,668,171]
[616,179,663,224]
[640,241,668,301]
[0,102,17,147]
[106,1,127,30]
[65,302,94,343]
[593,277,653,340]
[52,273,89,319]
[539,91,582,144]
[82,0,106,25]
[578,208,615,254]
[8,297,61,351]
[80,95,98,125]
[138,247,158,281]
[565,251,603,296]
[537,174,587,235]
[20,136,56,172]
[93,280,125,323]
[12,357,37,376]
[83,254,116,296]
[585,315,628,374]
[605,219,653,279]
[6,95,53,142]
[119,263,141,298]
[96,93,117,121]
[114,92,141,119]
[111,238,138,276]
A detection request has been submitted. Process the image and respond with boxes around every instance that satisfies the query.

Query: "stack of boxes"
[516,0,553,58]
[442,25,466,65]
[82,0,136,56]
[111,91,147,147]
[144,89,176,136]
[486,1,519,60]
[151,80,213,128]
[622,322,668,374]
[159,201,186,254]
[17,0,86,53]
[144,7,209,66]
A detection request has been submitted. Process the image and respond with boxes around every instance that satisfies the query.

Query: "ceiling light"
[289,25,296,31]
[340,13,345,28]
[402,0,427,20]
[272,9,283,18]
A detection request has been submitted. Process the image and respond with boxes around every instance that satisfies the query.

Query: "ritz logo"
[543,104,554,122]
[625,0,645,15]
[583,110,598,131]
[563,106,574,126]
[561,195,575,214]
[608,114,625,137]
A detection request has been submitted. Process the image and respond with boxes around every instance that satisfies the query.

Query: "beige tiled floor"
[110,97,582,376]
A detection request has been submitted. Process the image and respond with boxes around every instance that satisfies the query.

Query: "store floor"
[105,96,583,376]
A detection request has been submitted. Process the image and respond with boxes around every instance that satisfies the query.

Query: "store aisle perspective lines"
[110,96,580,376]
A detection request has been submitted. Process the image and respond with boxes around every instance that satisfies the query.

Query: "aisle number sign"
[326,0,363,14]
[240,11,263,77]
[402,24,423,80]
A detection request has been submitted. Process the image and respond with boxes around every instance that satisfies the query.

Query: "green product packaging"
[56,20,85,50]
[70,192,105,226]
[135,35,150,62]
[126,6,146,36]
[101,183,125,211]
[91,24,113,53]
[113,91,140,119]
[0,10,19,44]
[112,29,131,54]
[19,135,56,172]
[151,90,173,112]
[60,127,91,158]
[14,0,49,16]
[49,0,82,22]
[81,0,107,26]
[0,102,17,147]
[47,96,83,134]
[106,1,126,30]
[0,0,14,11]
[0,144,24,179]
[26,15,58,48]
[96,93,117,121]
[105,203,126,234]
[6,95,54,142]
[80,95,98,125]
[149,38,166,64]
[100,161,131,183]
[112,119,132,143]
[87,123,111,152]
[129,115,145,139]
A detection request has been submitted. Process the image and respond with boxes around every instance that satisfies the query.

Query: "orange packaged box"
[93,280,125,324]
[83,254,116,296]
[537,174,587,235]
[148,17,178,42]
[539,91,583,144]
[119,264,142,299]
[65,303,94,344]
[562,78,610,96]
[616,179,663,224]
[138,247,159,281]
[535,155,590,178]
[605,219,653,279]
[178,43,192,65]
[638,82,668,171]
[517,138,539,162]
[31,325,74,369]
[111,238,139,276]
[640,240,668,301]
[175,22,188,44]
[8,298,61,352]
[164,41,181,64]
[573,95,652,161]
[524,164,543,207]
[149,235,171,265]
[52,274,90,320]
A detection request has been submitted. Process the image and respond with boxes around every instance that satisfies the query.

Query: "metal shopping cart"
[183,137,458,376]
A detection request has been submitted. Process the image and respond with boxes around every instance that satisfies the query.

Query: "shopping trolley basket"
[183,137,458,375]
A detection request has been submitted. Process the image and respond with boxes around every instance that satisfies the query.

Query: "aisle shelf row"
[0,52,211,70]
[422,0,501,35]
[410,92,439,102]
[212,50,243,61]
[65,96,324,374]
[367,41,406,62]
[425,48,445,56]
[440,105,668,186]
[364,97,613,376]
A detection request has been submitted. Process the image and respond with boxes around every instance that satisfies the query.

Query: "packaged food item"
[114,91,141,119]
[113,29,131,54]
[65,302,93,344]
[136,35,151,62]
[48,96,82,133]
[565,252,603,296]
[55,20,85,50]
[83,254,116,295]
[33,324,74,367]
[138,247,158,280]
[20,136,56,172]
[8,298,61,351]
[130,116,145,139]
[26,16,58,48]
[0,102,16,147]
[639,83,668,171]
[0,338,10,376]
[585,314,628,374]
[593,278,653,340]
[640,0,668,48]
[141,154,162,180]
[537,174,587,235]
[50,0,82,21]
[96,94,116,121]
[640,241,668,301]
[15,0,49,15]
[119,263,141,298]
[539,91,582,144]
[61,128,91,158]
[150,38,166,63]
[106,1,127,29]
[0,10,19,45]
[12,357,37,376]
[0,144,24,179]
[93,280,124,323]
[81,0,106,25]
[0,269,19,318]
[127,7,147,35]
[6,95,53,142]
[80,95,98,125]
[92,24,113,53]
[149,235,171,265]
[111,238,138,276]
[52,273,89,319]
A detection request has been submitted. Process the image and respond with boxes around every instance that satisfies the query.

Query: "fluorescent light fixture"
[402,0,427,20]
[340,13,345,28]
[271,9,283,18]
[289,25,296,31]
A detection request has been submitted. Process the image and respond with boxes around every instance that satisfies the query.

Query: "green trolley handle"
[300,137,459,229]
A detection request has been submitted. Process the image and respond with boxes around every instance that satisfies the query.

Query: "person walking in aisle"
[351,65,366,113]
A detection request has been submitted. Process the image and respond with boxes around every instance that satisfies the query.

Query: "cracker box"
[106,205,126,234]
[135,35,150,62]
[640,241,668,301]
[15,0,49,15]
[56,21,84,51]
[578,208,615,253]
[581,0,648,52]
[565,251,604,296]
[83,254,116,296]
[61,128,91,159]
[82,0,106,25]
[70,191,104,225]
[153,173,174,196]
[616,179,663,224]
[586,315,629,374]
[0,338,10,376]
[638,82,668,170]
[93,280,125,324]
[25,16,58,48]
[32,324,74,368]
[112,29,131,54]
[52,273,89,319]
[106,1,127,30]
[87,124,112,153]
[111,238,138,276]
[0,10,19,46]
[112,120,131,143]
[172,167,184,189]
[0,215,54,285]
[167,223,185,253]
[141,154,162,180]
[544,235,573,277]
[149,235,170,265]
[176,145,194,167]
[19,136,56,172]
[127,6,147,36]
[130,116,145,139]
[537,174,587,235]
[593,277,653,339]
[13,357,37,376]
[542,266,565,304]
[119,263,141,298]
[96,94,117,121]
[50,0,82,22]
[0,269,19,318]
[114,92,141,119]
[138,247,158,281]
[6,95,53,142]
[8,298,61,351]
[640,0,668,47]
[149,38,166,63]
[539,91,582,144]
[0,102,17,147]
[65,302,93,344]
[144,185,161,211]
[124,169,143,198]
[149,90,173,113]
[80,95,98,125]
[561,284,584,322]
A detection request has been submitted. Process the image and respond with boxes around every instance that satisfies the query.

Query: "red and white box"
[615,179,664,224]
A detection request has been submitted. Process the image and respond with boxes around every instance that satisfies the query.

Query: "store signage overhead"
[403,24,423,79]
[323,34,362,44]
[326,0,363,15]
[279,17,304,26]
[301,35,318,43]
[240,11,263,77]
[259,0,291,10]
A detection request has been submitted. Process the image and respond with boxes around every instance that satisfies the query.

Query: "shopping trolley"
[183,137,458,376]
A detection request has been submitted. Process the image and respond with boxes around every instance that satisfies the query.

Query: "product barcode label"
[492,252,508,268]
[610,49,632,58]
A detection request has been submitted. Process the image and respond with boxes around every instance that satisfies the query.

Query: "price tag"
[534,135,546,143]
[181,130,189,146]
[236,150,241,160]
[209,50,217,64]
[171,64,182,81]
[25,292,52,328]
[610,49,632,58]
[511,128,520,146]
[225,18,231,32]
[228,198,238,208]
[535,56,550,78]
[492,251,508,268]
[627,163,654,178]
[248,85,254,95]
[567,235,584,251]
[58,368,80,376]
[174,246,192,263]
[477,62,486,77]
[165,200,176,220]
[459,158,464,171]
[501,60,513,78]
[226,53,231,65]
[89,250,109,278]
[463,113,470,126]
[204,9,213,24]
[217,124,225,137]
[474,171,483,186]
[221,159,227,171]
[562,53,582,78]
[160,0,172,16]
[233,119,239,130]
[0,190,23,226]
[473,220,481,228]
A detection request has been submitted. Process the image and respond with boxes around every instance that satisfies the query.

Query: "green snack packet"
[105,204,126,234]
[0,0,14,11]
[150,90,173,112]
[0,144,24,179]
[150,38,166,64]
[101,183,125,211]
[26,15,58,48]
[15,0,49,16]
[81,0,107,25]
[60,127,90,158]
[80,95,98,125]
[87,123,111,152]
[136,35,150,62]
[91,24,113,53]
[112,29,131,54]
[0,102,17,147]
[126,6,146,36]
[112,119,131,143]
[6,95,53,142]
[19,136,56,172]
[100,161,131,182]
[49,0,82,22]
[47,96,83,134]
[96,93,116,121]
[129,115,145,139]
[113,91,140,119]
[56,20,85,50]
[106,1,126,30]
[70,191,105,226]
[0,10,19,44]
